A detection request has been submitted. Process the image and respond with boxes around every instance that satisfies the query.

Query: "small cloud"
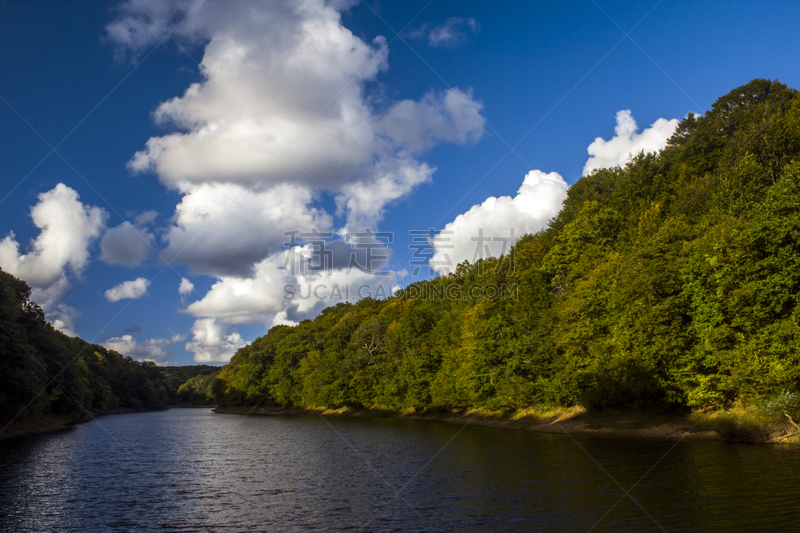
[103,333,183,363]
[377,88,485,153]
[583,110,679,175]
[178,277,195,295]
[134,210,159,225]
[428,17,479,47]
[100,221,155,267]
[124,325,142,333]
[105,277,150,302]
[405,22,430,40]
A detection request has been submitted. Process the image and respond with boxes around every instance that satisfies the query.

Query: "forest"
[197,79,800,416]
[4,79,800,431]
[0,270,215,429]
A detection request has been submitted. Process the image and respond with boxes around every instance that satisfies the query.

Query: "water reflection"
[1,409,798,532]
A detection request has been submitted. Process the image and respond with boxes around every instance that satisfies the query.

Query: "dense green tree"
[0,269,216,429]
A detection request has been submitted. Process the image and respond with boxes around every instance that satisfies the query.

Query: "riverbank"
[213,405,800,444]
[0,407,167,441]
[0,413,84,440]
[6,404,796,443]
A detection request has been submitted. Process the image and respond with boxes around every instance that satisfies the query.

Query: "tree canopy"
[199,80,800,414]
[0,270,216,428]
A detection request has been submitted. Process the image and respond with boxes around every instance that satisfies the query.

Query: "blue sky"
[2,0,799,365]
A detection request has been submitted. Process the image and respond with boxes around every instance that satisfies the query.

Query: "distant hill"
[0,271,216,434]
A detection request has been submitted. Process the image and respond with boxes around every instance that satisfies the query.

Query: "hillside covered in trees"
[6,79,800,431]
[0,269,216,432]
[194,80,800,416]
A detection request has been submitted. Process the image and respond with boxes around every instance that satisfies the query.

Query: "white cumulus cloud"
[161,182,331,276]
[377,88,485,153]
[108,0,485,269]
[583,110,679,176]
[50,304,82,338]
[185,318,246,363]
[0,183,106,335]
[432,110,678,275]
[335,159,435,230]
[103,333,186,363]
[105,0,487,343]
[134,210,159,225]
[117,0,391,195]
[430,170,568,274]
[182,241,397,326]
[179,277,194,295]
[105,277,150,302]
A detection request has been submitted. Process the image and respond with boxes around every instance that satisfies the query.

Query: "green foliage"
[174,368,219,405]
[703,390,800,442]
[760,389,800,420]
[0,269,216,427]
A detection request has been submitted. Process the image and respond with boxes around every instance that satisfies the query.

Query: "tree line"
[0,270,215,429]
[197,80,800,414]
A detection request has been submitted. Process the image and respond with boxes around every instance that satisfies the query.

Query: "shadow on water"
[1,409,798,532]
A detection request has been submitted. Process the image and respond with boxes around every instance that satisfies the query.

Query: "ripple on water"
[1,409,799,532]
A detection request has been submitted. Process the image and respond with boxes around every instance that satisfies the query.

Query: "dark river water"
[0,408,798,532]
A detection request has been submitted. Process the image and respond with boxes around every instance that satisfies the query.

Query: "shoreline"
[213,405,799,444]
[4,404,796,444]
[0,413,86,441]
[0,407,167,441]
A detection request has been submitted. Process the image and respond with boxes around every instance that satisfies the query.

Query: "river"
[0,408,797,532]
